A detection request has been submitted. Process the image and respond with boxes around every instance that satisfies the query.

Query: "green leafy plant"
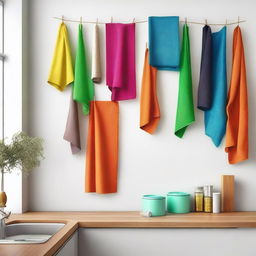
[0,132,44,174]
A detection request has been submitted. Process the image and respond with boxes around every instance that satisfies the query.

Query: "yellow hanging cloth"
[48,22,74,91]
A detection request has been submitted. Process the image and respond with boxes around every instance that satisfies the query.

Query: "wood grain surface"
[221,175,235,212]
[1,211,256,256]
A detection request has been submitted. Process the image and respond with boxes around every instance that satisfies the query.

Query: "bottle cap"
[203,185,213,197]
[213,192,221,197]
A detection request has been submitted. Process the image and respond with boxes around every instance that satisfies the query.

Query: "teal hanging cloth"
[205,27,227,146]
[73,24,94,115]
[148,16,180,71]
[175,24,195,138]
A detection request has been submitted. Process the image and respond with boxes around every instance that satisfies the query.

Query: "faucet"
[0,208,11,239]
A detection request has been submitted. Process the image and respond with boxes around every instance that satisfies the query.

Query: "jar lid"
[195,186,204,192]
[167,192,190,197]
[142,195,165,200]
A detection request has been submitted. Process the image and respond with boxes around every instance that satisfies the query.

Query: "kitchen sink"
[0,222,65,244]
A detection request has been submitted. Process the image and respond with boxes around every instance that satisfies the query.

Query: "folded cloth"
[73,24,94,115]
[140,48,160,134]
[197,25,212,110]
[106,23,136,101]
[148,16,180,71]
[205,27,227,147]
[63,86,81,154]
[225,26,248,164]
[48,22,74,91]
[91,24,102,83]
[175,24,195,138]
[85,101,119,193]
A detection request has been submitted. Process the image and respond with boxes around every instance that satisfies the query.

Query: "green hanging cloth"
[73,24,94,115]
[174,24,195,138]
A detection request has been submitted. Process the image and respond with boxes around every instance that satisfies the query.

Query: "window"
[0,0,4,141]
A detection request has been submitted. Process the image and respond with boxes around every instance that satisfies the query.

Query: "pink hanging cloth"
[106,23,136,101]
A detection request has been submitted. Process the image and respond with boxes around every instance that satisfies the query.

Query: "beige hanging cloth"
[63,87,81,154]
[91,24,102,83]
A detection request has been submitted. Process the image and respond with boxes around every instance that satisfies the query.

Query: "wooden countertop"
[2,211,256,256]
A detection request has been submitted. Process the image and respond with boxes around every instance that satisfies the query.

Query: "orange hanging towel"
[225,26,248,164]
[140,48,160,134]
[85,101,119,193]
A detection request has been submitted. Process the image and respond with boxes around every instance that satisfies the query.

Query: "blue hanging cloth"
[148,16,180,71]
[205,26,227,147]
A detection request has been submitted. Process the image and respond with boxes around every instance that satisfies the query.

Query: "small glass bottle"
[203,185,213,213]
[194,187,204,212]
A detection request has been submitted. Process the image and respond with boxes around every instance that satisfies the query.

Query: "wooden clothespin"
[225,19,228,26]
[146,42,148,49]
[80,16,82,24]
[111,16,113,23]
[133,18,135,23]
[185,17,187,25]
[205,19,208,25]
[238,16,240,26]
[61,15,64,23]
[96,17,99,25]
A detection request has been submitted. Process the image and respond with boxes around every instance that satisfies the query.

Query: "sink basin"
[0,222,65,244]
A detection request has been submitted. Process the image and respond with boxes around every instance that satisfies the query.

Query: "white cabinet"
[55,231,78,256]
[78,228,256,256]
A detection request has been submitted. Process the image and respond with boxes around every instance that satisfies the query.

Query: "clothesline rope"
[53,16,246,26]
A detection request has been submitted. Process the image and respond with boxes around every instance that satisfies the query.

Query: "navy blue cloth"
[197,25,212,110]
[205,27,227,147]
[148,16,180,71]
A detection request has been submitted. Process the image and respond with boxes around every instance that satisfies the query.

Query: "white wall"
[27,0,256,211]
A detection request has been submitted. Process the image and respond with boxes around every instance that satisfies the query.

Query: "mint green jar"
[142,195,166,216]
[167,192,191,213]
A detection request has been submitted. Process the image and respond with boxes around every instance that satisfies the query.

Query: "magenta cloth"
[106,23,136,101]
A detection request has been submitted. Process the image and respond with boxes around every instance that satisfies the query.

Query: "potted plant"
[0,132,44,208]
